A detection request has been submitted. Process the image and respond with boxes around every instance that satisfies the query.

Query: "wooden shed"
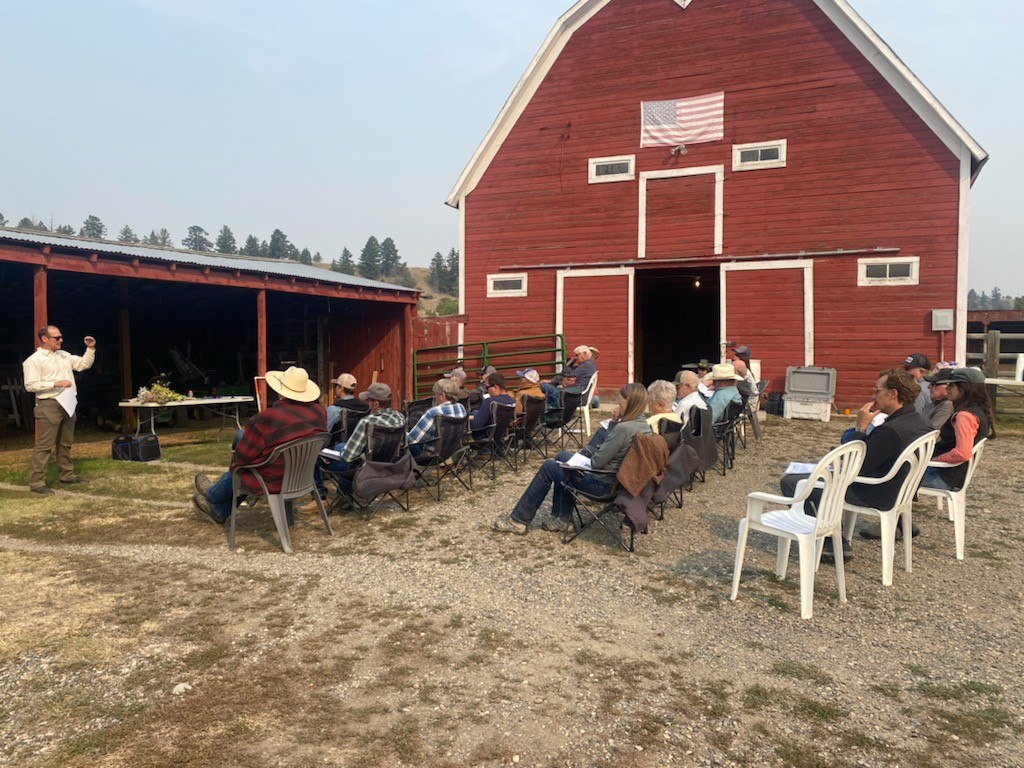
[0,228,419,424]
[446,0,987,407]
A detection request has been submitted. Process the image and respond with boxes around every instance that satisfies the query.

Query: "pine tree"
[54,224,75,235]
[333,247,356,274]
[312,251,323,264]
[182,225,213,251]
[379,237,401,277]
[428,251,445,291]
[443,248,460,295]
[18,217,47,231]
[0,212,7,226]
[299,247,312,265]
[215,225,237,254]
[240,235,261,257]
[79,215,107,238]
[359,236,381,280]
[967,289,979,310]
[268,229,290,259]
[259,240,270,259]
[118,225,140,243]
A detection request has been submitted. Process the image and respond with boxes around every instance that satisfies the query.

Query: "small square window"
[487,272,528,298]
[588,154,635,184]
[857,257,919,286]
[732,140,787,171]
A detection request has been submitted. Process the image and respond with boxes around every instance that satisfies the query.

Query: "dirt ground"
[0,415,1022,767]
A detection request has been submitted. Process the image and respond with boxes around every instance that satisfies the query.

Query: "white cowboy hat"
[710,362,743,381]
[265,366,321,402]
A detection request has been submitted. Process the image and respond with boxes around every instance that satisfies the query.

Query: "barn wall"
[460,0,964,407]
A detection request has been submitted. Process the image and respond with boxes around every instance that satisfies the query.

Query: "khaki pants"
[30,399,77,488]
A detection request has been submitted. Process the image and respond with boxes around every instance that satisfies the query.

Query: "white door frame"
[638,165,725,260]
[556,267,635,381]
[720,260,814,365]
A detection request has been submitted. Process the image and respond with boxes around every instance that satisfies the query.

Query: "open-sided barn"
[0,228,418,424]
[447,0,987,407]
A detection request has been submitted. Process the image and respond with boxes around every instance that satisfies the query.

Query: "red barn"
[446,0,987,407]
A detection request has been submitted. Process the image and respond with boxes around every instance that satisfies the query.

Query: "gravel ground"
[1,414,1022,767]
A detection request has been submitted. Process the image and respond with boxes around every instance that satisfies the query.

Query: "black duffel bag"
[111,434,161,462]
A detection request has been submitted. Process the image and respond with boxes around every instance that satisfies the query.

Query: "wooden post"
[119,307,135,433]
[985,330,1001,378]
[32,267,47,341]
[256,289,268,407]
[403,303,414,403]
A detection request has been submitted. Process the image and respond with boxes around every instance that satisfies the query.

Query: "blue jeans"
[511,450,614,523]
[206,471,235,522]
[920,466,953,490]
[540,382,561,411]
[315,442,359,495]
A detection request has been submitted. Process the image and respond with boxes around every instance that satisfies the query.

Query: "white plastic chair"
[579,371,599,437]
[730,441,866,619]
[917,438,987,561]
[842,431,938,586]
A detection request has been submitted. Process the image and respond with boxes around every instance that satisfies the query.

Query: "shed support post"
[403,303,414,403]
[32,267,47,343]
[257,289,268,408]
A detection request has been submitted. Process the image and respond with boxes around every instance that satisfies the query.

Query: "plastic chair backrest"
[961,438,987,490]
[365,423,405,463]
[581,371,598,407]
[805,441,867,536]
[273,433,331,496]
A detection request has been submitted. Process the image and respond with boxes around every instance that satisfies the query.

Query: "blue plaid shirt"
[339,408,407,463]
[408,400,466,447]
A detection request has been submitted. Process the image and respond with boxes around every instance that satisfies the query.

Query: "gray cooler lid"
[785,366,837,398]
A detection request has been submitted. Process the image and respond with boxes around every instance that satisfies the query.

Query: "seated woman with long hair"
[493,382,652,535]
[921,368,995,490]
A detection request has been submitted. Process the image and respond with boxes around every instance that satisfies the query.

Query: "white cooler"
[783,366,836,422]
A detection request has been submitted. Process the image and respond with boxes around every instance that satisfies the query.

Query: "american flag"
[640,92,724,147]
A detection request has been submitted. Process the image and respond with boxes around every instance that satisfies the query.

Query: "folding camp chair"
[513,394,547,464]
[682,406,716,485]
[228,432,332,554]
[540,389,583,453]
[325,423,411,520]
[413,413,472,500]
[651,419,695,519]
[403,396,433,431]
[560,434,669,552]
[713,400,744,476]
[470,401,518,479]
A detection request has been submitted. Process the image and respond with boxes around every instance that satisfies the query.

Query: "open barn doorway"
[634,268,720,383]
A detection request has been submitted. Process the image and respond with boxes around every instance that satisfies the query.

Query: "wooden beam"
[256,289,268,408]
[0,246,418,305]
[32,267,47,343]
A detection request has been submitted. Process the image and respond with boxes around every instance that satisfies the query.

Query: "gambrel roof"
[446,0,988,207]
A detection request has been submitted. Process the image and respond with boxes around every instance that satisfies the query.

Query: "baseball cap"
[904,353,931,370]
[732,345,751,358]
[332,372,357,389]
[479,364,497,377]
[445,367,467,381]
[359,382,392,401]
[925,368,955,384]
[516,368,540,384]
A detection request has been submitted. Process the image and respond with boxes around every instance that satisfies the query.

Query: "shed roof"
[0,227,419,295]
[446,0,988,207]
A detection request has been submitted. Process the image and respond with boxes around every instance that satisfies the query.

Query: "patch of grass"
[928,704,1016,743]
[475,627,513,651]
[771,659,833,685]
[640,584,686,606]
[764,594,791,612]
[791,693,847,722]
[869,681,902,700]
[742,683,776,711]
[183,642,231,671]
[915,680,1001,701]
[905,663,931,678]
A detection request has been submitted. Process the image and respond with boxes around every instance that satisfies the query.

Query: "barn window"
[487,272,528,297]
[588,154,635,184]
[857,256,919,286]
[732,139,787,171]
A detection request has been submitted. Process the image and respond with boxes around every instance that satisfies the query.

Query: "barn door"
[556,267,635,388]
[721,260,813,389]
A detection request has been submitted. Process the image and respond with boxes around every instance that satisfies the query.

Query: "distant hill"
[311,264,454,315]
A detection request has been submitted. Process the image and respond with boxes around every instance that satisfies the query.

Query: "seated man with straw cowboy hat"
[193,366,327,525]
[706,362,744,423]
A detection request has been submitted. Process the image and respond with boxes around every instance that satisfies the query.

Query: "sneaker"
[492,513,528,535]
[541,516,572,533]
[194,473,213,496]
[859,521,920,540]
[820,537,853,562]
[30,486,55,495]
[193,493,226,525]
[60,476,83,485]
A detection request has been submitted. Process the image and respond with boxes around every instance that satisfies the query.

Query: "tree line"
[1,210,459,295]
[968,287,1024,310]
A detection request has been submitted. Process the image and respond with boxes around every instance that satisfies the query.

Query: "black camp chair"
[413,414,472,501]
[471,401,518,479]
[325,423,411,520]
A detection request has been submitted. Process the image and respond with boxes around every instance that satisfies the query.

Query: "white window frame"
[857,256,920,286]
[732,139,787,171]
[486,272,528,298]
[588,154,635,184]
[673,0,694,8]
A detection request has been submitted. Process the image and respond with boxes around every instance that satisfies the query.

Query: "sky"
[2,0,1021,294]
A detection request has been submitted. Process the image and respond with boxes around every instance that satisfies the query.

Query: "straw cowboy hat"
[710,362,743,381]
[265,366,321,402]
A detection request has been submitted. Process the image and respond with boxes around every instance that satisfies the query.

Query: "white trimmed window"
[588,154,635,184]
[732,139,787,171]
[857,256,920,286]
[487,272,528,297]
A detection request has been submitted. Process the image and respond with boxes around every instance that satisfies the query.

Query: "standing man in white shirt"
[22,325,96,494]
